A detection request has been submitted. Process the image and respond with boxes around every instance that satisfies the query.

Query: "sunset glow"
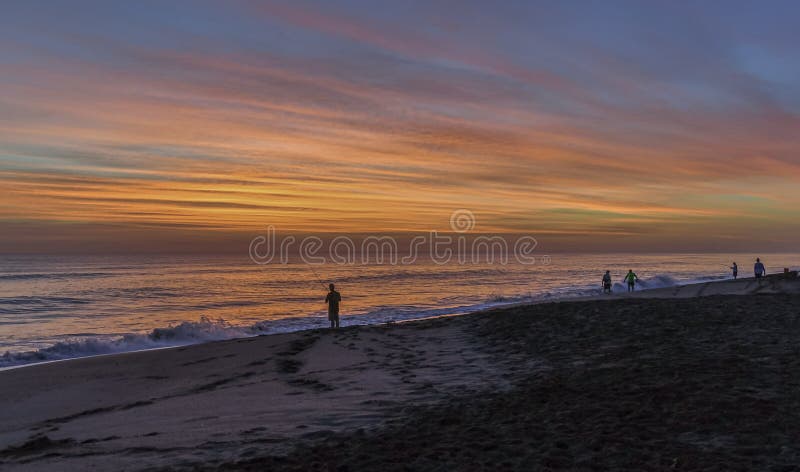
[2,1,799,252]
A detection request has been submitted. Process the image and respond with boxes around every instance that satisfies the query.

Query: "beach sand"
[1,274,798,471]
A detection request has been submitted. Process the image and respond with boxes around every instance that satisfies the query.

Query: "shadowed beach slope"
[1,274,799,471]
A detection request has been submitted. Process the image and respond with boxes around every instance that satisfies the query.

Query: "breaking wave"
[0,304,462,368]
[0,271,727,369]
[0,317,266,368]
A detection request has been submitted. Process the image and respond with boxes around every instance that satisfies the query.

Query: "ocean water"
[1,253,798,367]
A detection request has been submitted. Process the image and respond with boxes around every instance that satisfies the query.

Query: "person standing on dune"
[731,262,738,279]
[325,283,342,329]
[754,258,766,280]
[624,269,638,292]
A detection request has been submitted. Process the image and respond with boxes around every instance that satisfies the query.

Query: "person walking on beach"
[754,258,766,280]
[602,270,612,294]
[624,269,638,292]
[731,262,738,279]
[325,283,342,329]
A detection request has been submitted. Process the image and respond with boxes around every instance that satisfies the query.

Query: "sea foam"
[0,272,720,368]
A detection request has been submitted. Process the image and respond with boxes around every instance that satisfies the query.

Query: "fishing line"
[306,262,331,291]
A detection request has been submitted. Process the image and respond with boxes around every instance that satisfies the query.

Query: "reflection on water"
[1,253,798,365]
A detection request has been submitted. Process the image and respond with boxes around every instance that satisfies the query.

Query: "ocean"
[2,253,798,367]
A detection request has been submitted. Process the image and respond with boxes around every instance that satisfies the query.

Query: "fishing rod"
[306,262,331,291]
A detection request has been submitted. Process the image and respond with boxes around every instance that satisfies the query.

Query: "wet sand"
[1,274,798,471]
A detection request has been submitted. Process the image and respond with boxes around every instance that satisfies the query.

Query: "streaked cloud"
[1,0,798,252]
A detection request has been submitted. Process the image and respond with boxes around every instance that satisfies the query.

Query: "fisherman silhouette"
[325,283,342,329]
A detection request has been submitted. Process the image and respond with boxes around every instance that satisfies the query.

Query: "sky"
[1,0,799,253]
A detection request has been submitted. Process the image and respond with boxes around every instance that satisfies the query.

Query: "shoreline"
[1,273,799,470]
[2,271,795,372]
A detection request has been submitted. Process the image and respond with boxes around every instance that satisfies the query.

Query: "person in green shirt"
[624,270,638,292]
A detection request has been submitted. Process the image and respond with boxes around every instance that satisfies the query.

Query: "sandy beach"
[1,273,799,471]
[5,2,799,470]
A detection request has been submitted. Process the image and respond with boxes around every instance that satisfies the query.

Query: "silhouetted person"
[731,262,738,279]
[754,258,766,280]
[624,269,638,292]
[325,283,342,329]
[602,270,612,294]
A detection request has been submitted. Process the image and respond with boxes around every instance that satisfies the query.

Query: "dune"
[1,273,798,471]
